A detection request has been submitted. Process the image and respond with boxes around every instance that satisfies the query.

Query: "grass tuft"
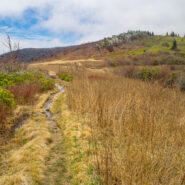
[0,115,51,184]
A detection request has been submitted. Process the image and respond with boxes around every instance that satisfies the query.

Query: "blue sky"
[0,0,185,51]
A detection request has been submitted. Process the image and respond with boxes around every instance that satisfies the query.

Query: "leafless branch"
[0,33,26,73]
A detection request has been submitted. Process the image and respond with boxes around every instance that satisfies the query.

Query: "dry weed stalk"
[0,33,27,73]
[66,70,185,185]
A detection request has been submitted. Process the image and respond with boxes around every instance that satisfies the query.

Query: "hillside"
[96,31,185,66]
[0,42,99,63]
[1,31,185,66]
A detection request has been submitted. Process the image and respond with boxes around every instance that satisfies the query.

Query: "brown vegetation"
[0,107,10,131]
[66,70,185,185]
[8,83,41,104]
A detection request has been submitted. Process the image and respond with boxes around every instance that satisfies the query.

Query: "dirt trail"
[42,90,100,185]
[31,59,102,66]
[43,120,67,185]
[42,91,69,185]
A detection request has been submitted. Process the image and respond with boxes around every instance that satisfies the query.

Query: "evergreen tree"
[170,31,175,37]
[171,39,178,50]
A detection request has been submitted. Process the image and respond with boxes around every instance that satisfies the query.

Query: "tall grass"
[66,71,185,185]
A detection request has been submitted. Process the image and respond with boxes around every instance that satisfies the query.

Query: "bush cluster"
[39,79,55,91]
[0,87,15,107]
[136,66,160,81]
[0,87,15,123]
[0,71,55,91]
[0,71,55,123]
[120,66,185,91]
[0,72,35,88]
[35,72,55,91]
[58,73,74,82]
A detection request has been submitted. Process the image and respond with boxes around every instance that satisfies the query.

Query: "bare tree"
[0,33,27,73]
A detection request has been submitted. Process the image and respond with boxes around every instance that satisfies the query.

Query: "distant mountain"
[0,47,71,63]
[0,41,100,63]
[16,47,67,62]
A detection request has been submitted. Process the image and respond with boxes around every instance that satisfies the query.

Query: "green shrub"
[0,87,15,107]
[166,72,179,87]
[0,71,55,91]
[136,66,161,81]
[35,72,55,91]
[0,72,35,88]
[137,67,152,81]
[0,73,14,87]
[171,39,178,50]
[39,79,55,91]
[59,73,74,82]
[151,67,161,79]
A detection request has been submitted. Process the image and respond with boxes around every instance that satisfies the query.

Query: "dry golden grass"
[29,58,105,74]
[43,92,100,185]
[0,115,51,185]
[49,92,63,114]
[66,71,185,185]
[0,90,53,154]
[31,59,101,66]
[0,90,56,185]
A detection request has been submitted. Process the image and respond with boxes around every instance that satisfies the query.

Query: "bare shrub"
[124,65,137,77]
[8,83,40,104]
[0,106,9,131]
[114,65,138,78]
[155,66,171,82]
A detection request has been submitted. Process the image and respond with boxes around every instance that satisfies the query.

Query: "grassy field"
[66,70,185,185]
[0,63,184,184]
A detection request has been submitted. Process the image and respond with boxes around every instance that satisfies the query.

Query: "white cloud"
[38,0,185,40]
[0,0,185,48]
[0,0,51,16]
[17,38,64,49]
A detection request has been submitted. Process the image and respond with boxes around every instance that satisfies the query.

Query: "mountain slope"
[1,31,185,65]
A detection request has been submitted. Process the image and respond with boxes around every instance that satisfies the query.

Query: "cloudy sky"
[0,0,184,50]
